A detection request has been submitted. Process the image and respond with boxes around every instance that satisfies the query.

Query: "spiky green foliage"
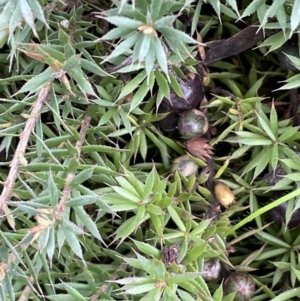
[1,1,300,301]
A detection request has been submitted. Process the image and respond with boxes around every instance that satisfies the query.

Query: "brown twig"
[204,23,275,64]
[206,87,242,125]
[89,264,127,301]
[17,277,35,301]
[58,114,91,211]
[0,84,51,215]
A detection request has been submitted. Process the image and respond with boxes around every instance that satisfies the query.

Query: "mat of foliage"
[1,1,300,301]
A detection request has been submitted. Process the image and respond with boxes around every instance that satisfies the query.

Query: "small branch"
[89,264,127,301]
[58,114,91,211]
[0,84,51,214]
[204,23,275,64]
[17,277,35,301]
[206,87,242,125]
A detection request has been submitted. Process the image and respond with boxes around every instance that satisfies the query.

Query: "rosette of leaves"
[243,0,300,53]
[226,102,300,186]
[232,220,300,297]
[277,49,300,90]
[97,0,204,77]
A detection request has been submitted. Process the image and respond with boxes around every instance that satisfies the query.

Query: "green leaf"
[9,2,21,38]
[124,283,157,295]
[139,35,152,63]
[169,73,185,98]
[213,284,223,301]
[183,243,206,265]
[62,224,83,259]
[242,148,268,177]
[80,58,110,77]
[48,172,59,206]
[259,31,287,52]
[139,130,148,160]
[47,226,55,263]
[177,289,196,301]
[154,16,176,29]
[17,67,54,94]
[269,101,278,136]
[277,74,300,90]
[278,126,299,142]
[68,66,96,96]
[261,0,286,28]
[133,240,160,258]
[152,37,168,75]
[74,206,104,243]
[57,227,66,253]
[38,228,50,251]
[101,26,137,40]
[114,216,137,242]
[46,295,78,301]
[270,144,279,172]
[65,195,100,207]
[0,0,14,42]
[255,111,276,141]
[142,169,155,199]
[271,287,300,301]
[70,167,94,188]
[103,16,143,28]
[284,173,300,182]
[226,188,300,236]
[167,206,186,232]
[244,76,265,98]
[208,0,221,21]
[145,41,155,77]
[190,219,211,236]
[116,176,141,198]
[226,0,240,17]
[106,32,139,60]
[150,0,162,20]
[191,1,202,35]
[118,70,147,100]
[276,6,287,35]
[238,138,272,146]
[29,0,47,24]
[20,0,36,36]
[159,27,198,45]
[292,267,300,282]
[235,131,266,139]
[130,78,150,112]
[63,283,87,301]
[170,273,200,284]
[285,54,300,70]
[241,0,265,18]
[290,0,300,36]
[112,185,141,203]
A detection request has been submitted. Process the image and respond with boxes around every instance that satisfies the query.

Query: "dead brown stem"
[58,114,91,211]
[0,84,51,215]
[89,264,127,301]
[17,277,35,301]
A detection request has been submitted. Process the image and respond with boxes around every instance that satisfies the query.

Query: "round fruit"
[200,259,221,281]
[171,155,198,177]
[214,181,235,208]
[223,272,255,301]
[269,191,300,228]
[178,109,209,139]
[185,137,213,162]
[161,73,204,113]
[278,43,299,72]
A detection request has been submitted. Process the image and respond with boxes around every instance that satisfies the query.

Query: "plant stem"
[0,84,51,215]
